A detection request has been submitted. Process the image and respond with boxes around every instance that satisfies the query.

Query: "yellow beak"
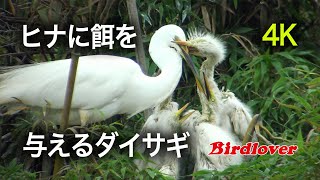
[175,103,190,117]
[179,110,195,123]
[173,40,208,99]
[173,40,191,47]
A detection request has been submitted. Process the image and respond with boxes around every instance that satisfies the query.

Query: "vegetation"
[0,0,319,179]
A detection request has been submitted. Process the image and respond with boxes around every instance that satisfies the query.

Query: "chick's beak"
[174,40,199,55]
[175,103,194,123]
[174,40,208,98]
[175,103,190,117]
[179,110,195,123]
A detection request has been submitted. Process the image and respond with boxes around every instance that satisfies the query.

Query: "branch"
[126,0,147,73]
[60,52,80,130]
[53,51,79,177]
[126,0,150,118]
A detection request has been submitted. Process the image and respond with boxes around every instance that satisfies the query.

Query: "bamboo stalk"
[126,0,147,73]
[53,51,80,177]
[126,0,151,118]
[60,52,80,130]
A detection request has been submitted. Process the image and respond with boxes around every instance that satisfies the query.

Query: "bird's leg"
[254,121,273,145]
[256,122,289,142]
[242,114,289,145]
[242,114,259,145]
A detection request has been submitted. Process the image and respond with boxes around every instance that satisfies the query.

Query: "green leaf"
[306,77,320,89]
[121,167,126,177]
[233,0,238,9]
[271,77,287,95]
[140,13,152,25]
[277,52,300,64]
[253,65,261,91]
[110,169,122,178]
[297,129,304,151]
[277,101,303,113]
[234,27,254,34]
[271,60,283,74]
[76,7,90,15]
[37,7,49,25]
[261,97,273,113]
[288,91,312,111]
[145,168,156,178]
[182,9,188,23]
[158,4,164,25]
[193,169,212,176]
[175,0,182,11]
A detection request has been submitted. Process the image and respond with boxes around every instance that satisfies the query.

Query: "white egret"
[135,100,191,177]
[0,24,196,126]
[181,109,243,172]
[176,31,255,142]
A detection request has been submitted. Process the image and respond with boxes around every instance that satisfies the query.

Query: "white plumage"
[135,101,181,177]
[0,24,191,126]
[181,110,243,172]
[180,32,254,142]
[218,91,253,141]
[171,31,255,173]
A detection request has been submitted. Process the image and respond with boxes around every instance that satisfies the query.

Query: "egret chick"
[181,109,243,172]
[135,101,191,177]
[0,25,195,126]
[177,31,254,141]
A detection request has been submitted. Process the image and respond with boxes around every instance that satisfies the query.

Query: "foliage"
[0,0,319,179]
[0,159,37,179]
[220,48,320,134]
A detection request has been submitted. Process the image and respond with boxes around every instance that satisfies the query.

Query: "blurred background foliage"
[0,0,319,179]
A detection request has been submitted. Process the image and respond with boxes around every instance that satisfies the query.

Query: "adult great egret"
[0,25,196,126]
[176,32,254,142]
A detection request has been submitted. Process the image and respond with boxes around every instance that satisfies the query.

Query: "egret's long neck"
[199,56,222,123]
[138,47,182,108]
[200,57,223,102]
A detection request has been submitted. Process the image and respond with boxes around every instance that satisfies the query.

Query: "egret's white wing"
[0,55,140,110]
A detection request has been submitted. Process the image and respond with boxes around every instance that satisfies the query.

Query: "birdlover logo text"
[208,142,298,155]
